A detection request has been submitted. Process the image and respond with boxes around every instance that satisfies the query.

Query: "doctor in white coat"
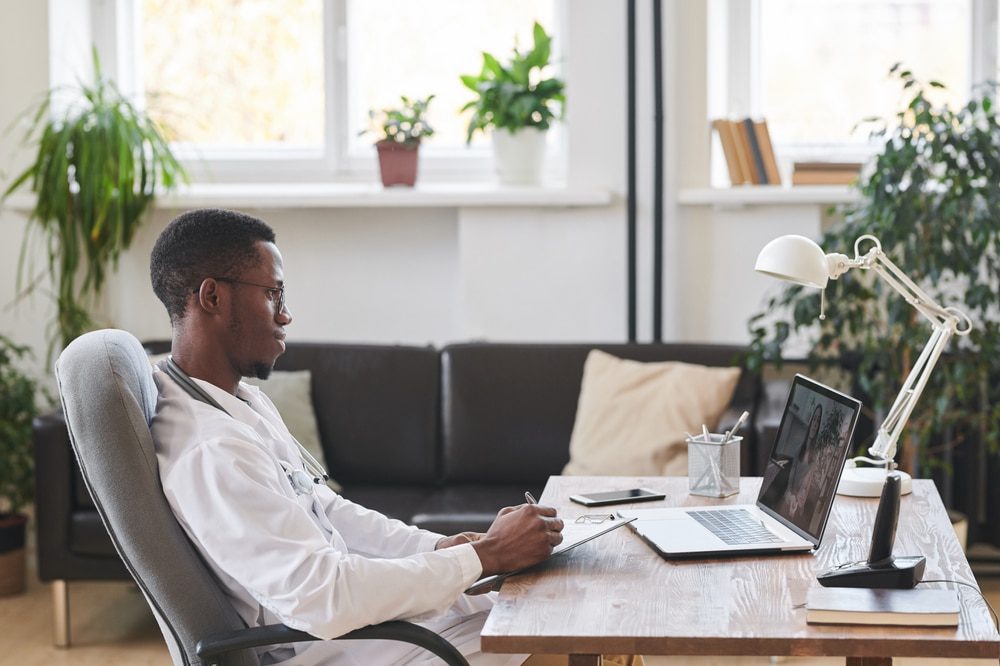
[148,209,564,665]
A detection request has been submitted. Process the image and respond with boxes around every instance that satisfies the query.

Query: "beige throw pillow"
[150,354,340,491]
[243,371,342,492]
[563,350,741,477]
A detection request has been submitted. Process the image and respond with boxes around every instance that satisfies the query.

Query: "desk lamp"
[755,234,972,498]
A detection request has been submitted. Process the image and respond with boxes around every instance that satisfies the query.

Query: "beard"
[228,311,278,380]
[251,363,273,380]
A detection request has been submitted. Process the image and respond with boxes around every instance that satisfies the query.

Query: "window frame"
[711,0,1000,167]
[93,0,567,184]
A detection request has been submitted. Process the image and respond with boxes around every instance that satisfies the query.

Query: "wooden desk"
[481,476,1000,665]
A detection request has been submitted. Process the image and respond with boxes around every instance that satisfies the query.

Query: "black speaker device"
[817,472,925,589]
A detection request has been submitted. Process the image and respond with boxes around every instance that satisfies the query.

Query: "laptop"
[618,374,861,558]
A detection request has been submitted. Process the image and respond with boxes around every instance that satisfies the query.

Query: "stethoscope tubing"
[159,357,330,489]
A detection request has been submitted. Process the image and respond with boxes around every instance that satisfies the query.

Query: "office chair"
[54,329,468,666]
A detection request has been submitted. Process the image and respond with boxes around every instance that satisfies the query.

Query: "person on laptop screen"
[760,388,856,535]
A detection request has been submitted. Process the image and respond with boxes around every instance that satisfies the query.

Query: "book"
[753,119,781,185]
[743,118,769,185]
[806,587,960,627]
[791,161,863,185]
[734,119,762,184]
[793,161,864,171]
[712,119,746,185]
[791,170,861,186]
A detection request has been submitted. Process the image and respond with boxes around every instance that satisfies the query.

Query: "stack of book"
[791,161,864,186]
[711,118,781,186]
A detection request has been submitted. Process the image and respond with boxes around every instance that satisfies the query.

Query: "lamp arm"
[869,322,953,463]
[841,236,973,464]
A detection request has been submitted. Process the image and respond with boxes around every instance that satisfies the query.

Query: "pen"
[524,491,537,504]
[722,410,750,444]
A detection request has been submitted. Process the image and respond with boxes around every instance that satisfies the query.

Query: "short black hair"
[151,208,276,322]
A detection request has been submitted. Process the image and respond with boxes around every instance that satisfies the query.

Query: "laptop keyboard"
[688,509,785,545]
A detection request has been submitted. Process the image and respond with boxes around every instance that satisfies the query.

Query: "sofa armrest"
[33,409,73,581]
[752,378,794,474]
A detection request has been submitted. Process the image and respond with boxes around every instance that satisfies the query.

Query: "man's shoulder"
[151,372,264,464]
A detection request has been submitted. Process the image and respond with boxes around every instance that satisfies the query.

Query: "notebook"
[806,587,960,626]
[619,374,861,558]
[464,516,636,594]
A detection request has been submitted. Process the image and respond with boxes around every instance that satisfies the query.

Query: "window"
[140,0,324,151]
[120,0,560,182]
[710,0,996,175]
[760,0,970,148]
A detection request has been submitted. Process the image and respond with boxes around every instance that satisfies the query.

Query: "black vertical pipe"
[652,0,664,342]
[627,0,637,342]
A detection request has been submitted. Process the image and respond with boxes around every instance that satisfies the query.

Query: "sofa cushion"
[69,512,118,557]
[563,350,741,477]
[409,484,546,534]
[275,343,440,484]
[336,485,437,524]
[441,343,753,484]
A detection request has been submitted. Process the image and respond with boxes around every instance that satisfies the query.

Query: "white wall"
[0,0,823,378]
[0,1,55,380]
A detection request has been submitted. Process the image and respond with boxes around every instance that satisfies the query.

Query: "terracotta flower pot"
[0,513,27,596]
[376,140,420,187]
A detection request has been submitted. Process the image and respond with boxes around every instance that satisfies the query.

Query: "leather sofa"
[34,341,767,643]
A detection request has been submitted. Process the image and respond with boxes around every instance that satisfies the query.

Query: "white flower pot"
[492,127,547,185]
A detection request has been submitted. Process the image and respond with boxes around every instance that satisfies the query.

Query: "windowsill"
[678,185,862,207]
[2,182,614,212]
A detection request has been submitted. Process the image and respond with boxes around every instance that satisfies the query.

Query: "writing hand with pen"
[435,489,563,589]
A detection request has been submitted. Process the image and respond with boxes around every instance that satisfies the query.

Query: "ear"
[192,278,225,315]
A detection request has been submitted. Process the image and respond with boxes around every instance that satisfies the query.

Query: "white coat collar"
[186,374,266,428]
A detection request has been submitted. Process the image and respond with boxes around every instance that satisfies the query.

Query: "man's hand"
[434,531,484,550]
[471,504,564,577]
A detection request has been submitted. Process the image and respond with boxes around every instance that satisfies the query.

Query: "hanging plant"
[3,49,185,352]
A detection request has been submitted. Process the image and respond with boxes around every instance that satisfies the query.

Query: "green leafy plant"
[460,21,565,143]
[3,50,185,352]
[747,65,1000,477]
[361,95,435,146]
[0,336,42,517]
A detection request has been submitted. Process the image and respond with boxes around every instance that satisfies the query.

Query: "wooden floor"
[1,549,997,666]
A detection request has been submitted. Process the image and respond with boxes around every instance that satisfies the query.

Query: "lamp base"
[817,555,926,589]
[837,464,912,497]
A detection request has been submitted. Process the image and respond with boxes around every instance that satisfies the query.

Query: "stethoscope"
[159,357,330,496]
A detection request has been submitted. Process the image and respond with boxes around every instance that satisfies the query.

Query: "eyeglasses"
[194,277,286,313]
[575,514,616,524]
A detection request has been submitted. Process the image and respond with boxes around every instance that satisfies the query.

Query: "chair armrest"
[195,620,470,666]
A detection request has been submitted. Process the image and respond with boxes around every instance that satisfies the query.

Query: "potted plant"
[3,49,185,354]
[461,21,565,185]
[0,336,41,596]
[746,66,1000,542]
[362,95,435,188]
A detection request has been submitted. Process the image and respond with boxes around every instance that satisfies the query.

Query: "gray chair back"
[55,329,257,666]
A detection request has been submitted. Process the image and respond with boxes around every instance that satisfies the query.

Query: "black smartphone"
[568,487,666,507]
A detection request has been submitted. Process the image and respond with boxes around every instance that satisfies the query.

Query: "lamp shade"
[755,234,830,288]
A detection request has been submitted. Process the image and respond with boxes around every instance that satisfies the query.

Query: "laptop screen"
[757,375,861,543]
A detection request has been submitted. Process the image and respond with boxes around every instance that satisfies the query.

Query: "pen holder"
[687,434,741,498]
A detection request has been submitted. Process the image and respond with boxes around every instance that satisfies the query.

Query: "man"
[149,208,564,665]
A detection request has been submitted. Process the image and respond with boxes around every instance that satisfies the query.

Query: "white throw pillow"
[149,354,340,491]
[563,350,742,477]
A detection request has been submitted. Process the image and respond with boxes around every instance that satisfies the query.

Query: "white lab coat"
[151,367,524,666]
